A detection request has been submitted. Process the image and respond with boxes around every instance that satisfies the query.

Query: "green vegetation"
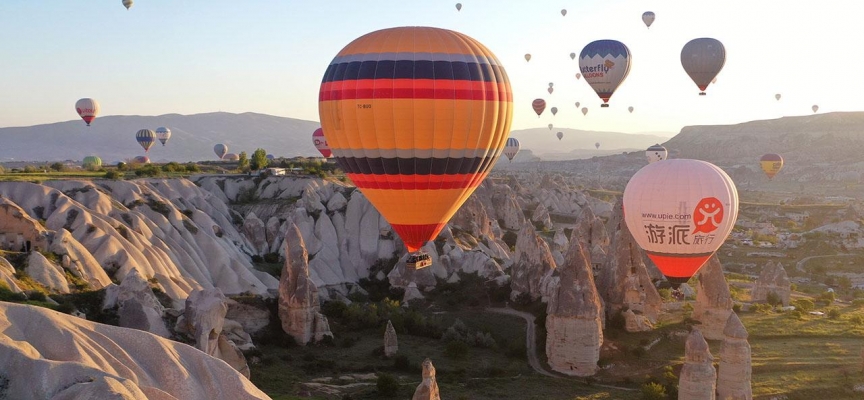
[251,148,269,171]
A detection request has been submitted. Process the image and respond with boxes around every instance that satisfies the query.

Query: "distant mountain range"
[0,112,321,163]
[508,128,674,161]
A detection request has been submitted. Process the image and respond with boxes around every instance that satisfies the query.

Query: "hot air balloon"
[775,94,782,101]
[646,144,668,163]
[561,9,567,16]
[548,124,553,130]
[266,154,275,160]
[525,54,531,62]
[681,38,726,95]
[122,0,133,10]
[312,128,332,158]
[557,132,563,141]
[75,98,100,126]
[760,154,783,179]
[712,77,718,84]
[581,107,589,116]
[455,3,462,11]
[504,138,520,162]
[623,159,739,287]
[547,87,554,94]
[136,129,156,153]
[595,142,600,149]
[574,102,581,108]
[223,153,240,162]
[214,143,228,159]
[133,156,150,164]
[532,99,546,117]
[579,40,632,107]
[548,82,554,87]
[575,73,581,80]
[628,106,634,113]
[318,26,513,268]
[155,127,171,146]
[551,107,558,116]
[642,11,655,28]
[82,156,102,169]
[570,53,576,60]
[812,105,819,113]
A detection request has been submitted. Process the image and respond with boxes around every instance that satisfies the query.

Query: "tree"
[641,382,667,400]
[250,148,268,171]
[237,151,250,171]
[50,162,65,172]
[376,373,399,397]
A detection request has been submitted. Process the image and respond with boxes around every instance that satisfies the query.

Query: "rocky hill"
[509,127,672,160]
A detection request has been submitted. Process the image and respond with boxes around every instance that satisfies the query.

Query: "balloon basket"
[600,104,609,108]
[406,251,432,270]
[699,92,706,96]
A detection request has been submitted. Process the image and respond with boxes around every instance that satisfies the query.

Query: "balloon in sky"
[548,82,554,87]
[582,107,589,116]
[214,143,228,159]
[579,40,632,107]
[122,0,133,10]
[548,124,553,130]
[312,128,332,158]
[133,156,150,164]
[75,98,100,126]
[136,129,156,153]
[642,11,655,28]
[266,154,275,160]
[551,107,558,116]
[646,144,668,163]
[525,54,531,62]
[760,153,783,179]
[595,142,600,149]
[504,138,520,162]
[561,9,567,16]
[455,3,462,11]
[623,159,739,286]
[155,127,171,146]
[775,93,782,101]
[712,77,718,84]
[223,153,239,162]
[547,87,554,94]
[628,106,634,113]
[812,105,819,113]
[575,73,581,80]
[681,38,726,95]
[532,98,546,117]
[82,156,102,168]
[574,102,581,108]
[318,26,513,255]
[570,53,576,60]
[557,131,563,141]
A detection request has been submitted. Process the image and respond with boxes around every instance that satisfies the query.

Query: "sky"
[2,0,863,134]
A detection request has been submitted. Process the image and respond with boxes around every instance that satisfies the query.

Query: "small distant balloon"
[525,54,531,62]
[775,94,782,101]
[266,154,275,160]
[135,129,156,153]
[642,11,655,28]
[595,142,600,149]
[122,0,133,10]
[155,127,171,146]
[504,138,520,162]
[312,128,332,158]
[133,156,150,164]
[223,153,239,162]
[455,3,462,11]
[628,106,634,113]
[75,98,100,126]
[557,131,563,141]
[581,107,588,116]
[812,105,819,113]
[646,144,668,163]
[712,77,718,84]
[548,82,554,87]
[551,107,558,116]
[575,73,581,80]
[760,153,784,179]
[548,124,553,131]
[574,102,581,108]
[547,87,554,94]
[532,98,546,117]
[561,9,567,16]
[570,53,576,60]
[214,143,228,159]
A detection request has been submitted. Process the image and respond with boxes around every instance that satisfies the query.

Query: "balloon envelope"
[214,143,228,159]
[642,11,655,28]
[760,153,783,179]
[628,106,634,113]
[525,54,531,62]
[551,107,558,116]
[133,156,150,164]
[775,94,782,101]
[82,156,102,168]
[312,128,332,158]
[581,107,588,116]
[75,98,100,126]
[595,142,600,149]
[547,87,554,94]
[266,154,275,160]
[504,138,520,161]
[579,40,631,107]
[646,144,668,163]
[570,53,576,60]
[575,73,581,80]
[455,3,461,11]
[532,98,546,117]
[122,0,133,10]
[623,159,739,285]
[574,102,580,108]
[561,9,567,16]
[548,124,553,130]
[223,153,239,161]
[812,105,819,113]
[318,27,513,253]
[556,132,563,141]
[155,127,171,146]
[135,129,156,153]
[681,38,726,95]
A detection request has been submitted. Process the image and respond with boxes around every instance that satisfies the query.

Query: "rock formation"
[0,196,50,252]
[0,302,269,400]
[25,251,70,294]
[678,329,716,400]
[545,240,603,376]
[177,288,250,378]
[103,269,171,338]
[241,211,269,255]
[384,319,398,357]
[717,313,753,400]
[412,358,441,400]
[278,222,333,345]
[573,206,610,271]
[622,309,653,332]
[751,261,791,306]
[511,224,557,300]
[692,256,733,340]
[531,203,552,230]
[0,256,22,293]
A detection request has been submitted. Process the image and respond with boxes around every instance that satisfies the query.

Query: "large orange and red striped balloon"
[318,27,513,253]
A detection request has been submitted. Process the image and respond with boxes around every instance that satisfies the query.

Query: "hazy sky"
[2,1,862,134]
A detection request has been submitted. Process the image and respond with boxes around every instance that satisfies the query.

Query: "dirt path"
[795,253,854,273]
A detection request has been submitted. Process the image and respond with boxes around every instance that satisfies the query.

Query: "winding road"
[795,253,855,273]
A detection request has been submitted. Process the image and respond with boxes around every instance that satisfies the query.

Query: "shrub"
[766,291,783,306]
[826,307,842,320]
[848,314,864,325]
[658,288,672,301]
[792,298,815,312]
[185,163,200,173]
[502,230,517,249]
[852,299,864,307]
[444,340,469,359]
[376,373,399,397]
[732,303,742,313]
[641,382,667,400]
[104,170,123,179]
[820,291,837,303]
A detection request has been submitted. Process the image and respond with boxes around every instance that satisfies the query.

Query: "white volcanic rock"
[692,256,733,340]
[0,257,22,293]
[326,191,347,212]
[50,228,111,290]
[574,207,610,268]
[717,313,753,400]
[266,216,283,254]
[511,224,557,300]
[531,204,552,230]
[678,329,716,400]
[0,302,269,400]
[0,196,51,252]
[225,298,270,336]
[108,269,171,338]
[403,282,425,303]
[751,261,791,306]
[242,212,269,255]
[178,288,250,378]
[622,309,653,332]
[278,223,333,345]
[586,197,613,218]
[490,184,525,230]
[545,241,603,376]
[451,194,496,239]
[384,319,398,357]
[412,358,441,400]
[25,251,70,294]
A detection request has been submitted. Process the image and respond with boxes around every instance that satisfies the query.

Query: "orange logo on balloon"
[604,59,615,69]
[693,197,723,234]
